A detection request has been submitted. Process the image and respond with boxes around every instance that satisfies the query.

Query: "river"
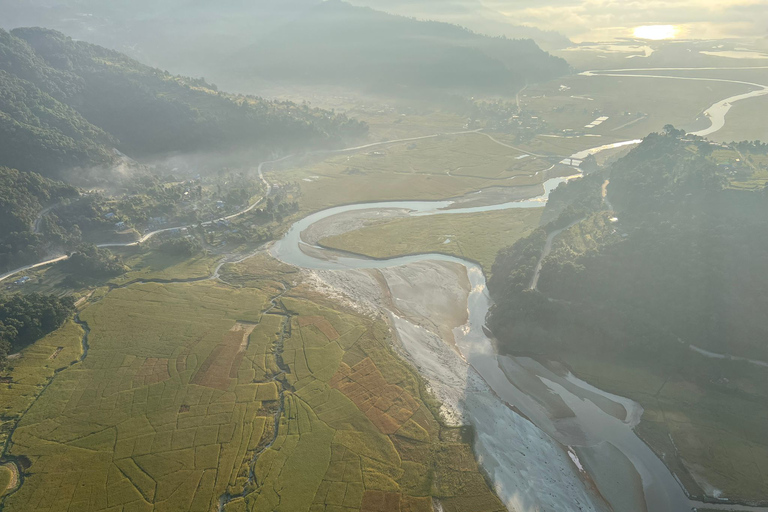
[4,67,767,511]
[580,67,768,137]
[269,135,768,511]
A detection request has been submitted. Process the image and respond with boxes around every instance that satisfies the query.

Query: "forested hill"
[240,1,569,94]
[0,27,368,179]
[487,131,768,503]
[488,129,768,363]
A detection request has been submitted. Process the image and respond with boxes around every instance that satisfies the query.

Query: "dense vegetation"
[487,129,768,501]
[0,167,77,240]
[0,27,368,178]
[489,129,768,361]
[157,237,202,258]
[241,1,569,94]
[1,0,568,97]
[0,167,79,271]
[0,293,75,369]
[61,244,127,280]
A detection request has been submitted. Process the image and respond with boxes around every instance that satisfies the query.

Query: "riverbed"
[269,133,768,511]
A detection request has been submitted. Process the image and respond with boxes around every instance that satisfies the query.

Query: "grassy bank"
[319,208,543,274]
[271,132,555,214]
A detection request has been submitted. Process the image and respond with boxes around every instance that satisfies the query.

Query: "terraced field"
[1,254,503,512]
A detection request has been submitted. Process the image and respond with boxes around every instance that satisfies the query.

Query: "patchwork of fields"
[1,255,503,512]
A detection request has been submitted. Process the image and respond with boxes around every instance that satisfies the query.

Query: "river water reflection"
[271,140,767,512]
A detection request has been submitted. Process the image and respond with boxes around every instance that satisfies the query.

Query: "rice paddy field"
[269,132,557,214]
[523,74,753,140]
[1,253,503,512]
[319,208,544,274]
[109,248,224,286]
[0,320,85,474]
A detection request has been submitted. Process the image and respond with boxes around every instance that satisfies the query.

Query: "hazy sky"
[483,0,768,41]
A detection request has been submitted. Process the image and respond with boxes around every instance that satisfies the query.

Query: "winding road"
[0,129,484,285]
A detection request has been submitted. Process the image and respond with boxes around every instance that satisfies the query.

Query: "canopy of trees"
[0,166,79,270]
[2,0,569,97]
[0,293,75,369]
[61,244,127,280]
[489,130,768,363]
[158,238,202,258]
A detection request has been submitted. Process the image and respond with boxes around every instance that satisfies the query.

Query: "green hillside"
[487,129,768,502]
[0,27,367,177]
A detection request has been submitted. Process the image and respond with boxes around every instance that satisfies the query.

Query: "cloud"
[480,0,768,40]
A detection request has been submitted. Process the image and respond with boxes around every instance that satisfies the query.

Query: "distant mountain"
[347,0,573,50]
[1,1,569,97]
[238,1,569,94]
[0,27,367,179]
[0,0,327,78]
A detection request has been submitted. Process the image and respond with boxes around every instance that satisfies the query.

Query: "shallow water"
[270,133,768,511]
[269,143,693,511]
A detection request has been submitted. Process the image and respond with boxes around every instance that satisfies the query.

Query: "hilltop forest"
[489,129,768,362]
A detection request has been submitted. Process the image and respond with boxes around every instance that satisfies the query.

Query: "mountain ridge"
[0,27,368,180]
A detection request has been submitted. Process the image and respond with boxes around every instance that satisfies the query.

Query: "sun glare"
[633,25,678,40]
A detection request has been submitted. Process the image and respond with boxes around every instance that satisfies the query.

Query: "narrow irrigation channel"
[0,312,91,501]
[218,282,295,512]
[0,243,276,506]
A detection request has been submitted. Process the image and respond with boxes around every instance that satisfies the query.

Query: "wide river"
[271,135,768,512]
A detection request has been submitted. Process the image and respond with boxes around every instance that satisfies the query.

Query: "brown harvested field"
[133,357,171,386]
[401,496,433,512]
[190,322,256,390]
[330,358,420,434]
[298,316,340,340]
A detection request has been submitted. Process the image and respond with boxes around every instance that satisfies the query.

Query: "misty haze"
[1,2,767,512]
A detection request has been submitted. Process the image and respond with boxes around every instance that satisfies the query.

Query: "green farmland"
[270,132,556,214]
[320,208,544,274]
[1,255,502,512]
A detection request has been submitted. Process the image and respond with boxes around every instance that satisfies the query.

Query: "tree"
[0,293,75,370]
